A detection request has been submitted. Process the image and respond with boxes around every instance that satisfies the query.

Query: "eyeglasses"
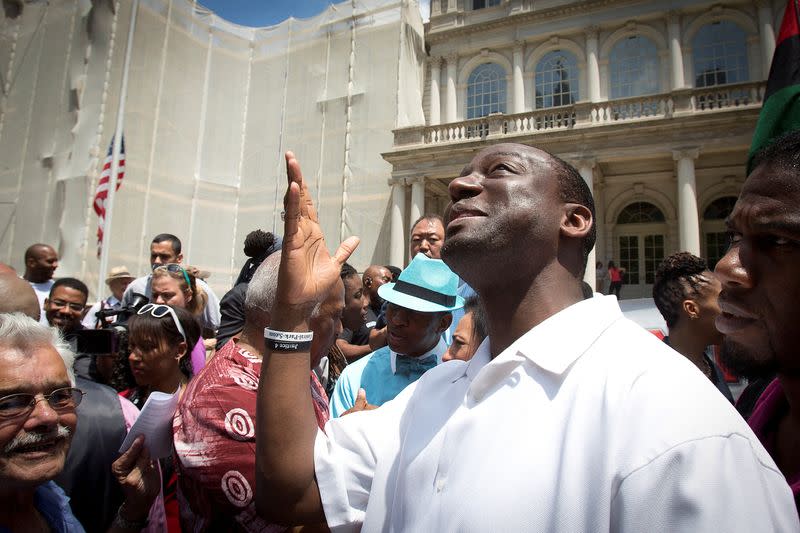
[0,387,84,420]
[153,263,191,287]
[137,303,187,342]
[50,299,84,313]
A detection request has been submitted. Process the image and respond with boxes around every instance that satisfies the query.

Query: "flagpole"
[97,0,140,298]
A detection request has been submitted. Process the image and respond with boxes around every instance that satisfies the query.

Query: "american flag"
[93,135,125,258]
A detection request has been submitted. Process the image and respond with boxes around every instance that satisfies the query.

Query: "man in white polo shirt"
[254,146,798,531]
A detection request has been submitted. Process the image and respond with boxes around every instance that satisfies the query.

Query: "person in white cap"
[81,266,135,329]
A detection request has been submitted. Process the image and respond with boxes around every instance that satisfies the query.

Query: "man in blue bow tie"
[329,253,464,417]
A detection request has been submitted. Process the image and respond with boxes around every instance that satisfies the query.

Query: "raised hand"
[275,151,360,312]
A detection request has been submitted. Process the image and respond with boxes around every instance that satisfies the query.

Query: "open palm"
[276,151,359,310]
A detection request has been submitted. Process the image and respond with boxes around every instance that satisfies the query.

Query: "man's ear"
[437,312,453,334]
[561,204,593,240]
[176,252,184,264]
[683,299,700,320]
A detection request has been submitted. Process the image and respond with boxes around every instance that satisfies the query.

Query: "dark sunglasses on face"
[0,387,84,419]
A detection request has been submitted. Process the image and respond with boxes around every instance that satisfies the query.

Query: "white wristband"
[264,328,314,342]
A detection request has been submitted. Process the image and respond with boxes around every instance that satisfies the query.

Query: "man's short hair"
[750,130,800,176]
[652,252,711,329]
[385,265,402,281]
[410,214,444,232]
[50,278,89,301]
[152,233,182,255]
[244,252,282,315]
[0,312,75,385]
[549,154,596,270]
[24,243,54,262]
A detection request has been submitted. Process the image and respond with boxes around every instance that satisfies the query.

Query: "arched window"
[616,201,666,224]
[703,196,737,220]
[609,35,660,98]
[693,21,749,87]
[466,63,507,119]
[535,50,579,108]
[616,202,667,288]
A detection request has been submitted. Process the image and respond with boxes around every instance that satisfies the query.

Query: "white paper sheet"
[119,390,180,459]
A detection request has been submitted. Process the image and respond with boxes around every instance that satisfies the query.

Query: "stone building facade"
[384,0,778,298]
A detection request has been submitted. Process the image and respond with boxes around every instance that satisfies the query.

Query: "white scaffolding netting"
[0,0,425,298]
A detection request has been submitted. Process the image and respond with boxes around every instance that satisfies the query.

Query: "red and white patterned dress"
[173,340,329,532]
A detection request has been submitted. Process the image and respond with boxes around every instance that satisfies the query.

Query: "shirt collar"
[390,337,447,374]
[462,295,624,402]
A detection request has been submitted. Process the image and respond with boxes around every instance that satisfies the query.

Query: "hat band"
[393,280,455,308]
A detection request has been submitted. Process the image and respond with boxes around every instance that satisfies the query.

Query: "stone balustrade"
[393,81,766,148]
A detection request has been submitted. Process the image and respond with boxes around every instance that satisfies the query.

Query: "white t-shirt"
[29,279,54,325]
[314,295,799,532]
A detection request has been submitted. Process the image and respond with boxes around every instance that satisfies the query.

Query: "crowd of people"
[1,132,800,531]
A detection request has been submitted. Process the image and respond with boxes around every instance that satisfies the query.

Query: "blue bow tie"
[395,354,437,377]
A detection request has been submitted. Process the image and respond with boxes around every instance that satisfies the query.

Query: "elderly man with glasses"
[0,313,160,532]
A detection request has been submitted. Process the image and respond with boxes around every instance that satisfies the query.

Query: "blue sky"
[198,0,430,27]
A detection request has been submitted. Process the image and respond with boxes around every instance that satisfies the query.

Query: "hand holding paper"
[119,390,180,459]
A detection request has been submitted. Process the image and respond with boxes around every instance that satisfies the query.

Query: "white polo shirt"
[315,295,798,532]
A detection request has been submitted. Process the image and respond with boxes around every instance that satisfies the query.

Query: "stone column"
[594,179,606,269]
[673,148,701,256]
[445,54,458,123]
[577,159,597,288]
[409,177,426,230]
[512,42,525,114]
[758,1,776,77]
[429,57,442,125]
[389,179,407,267]
[585,26,601,102]
[667,12,685,90]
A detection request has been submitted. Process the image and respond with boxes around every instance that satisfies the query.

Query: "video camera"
[73,293,149,356]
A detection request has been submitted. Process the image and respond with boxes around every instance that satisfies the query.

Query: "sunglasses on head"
[137,303,187,343]
[153,263,191,287]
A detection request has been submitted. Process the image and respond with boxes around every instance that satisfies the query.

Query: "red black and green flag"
[748,0,800,173]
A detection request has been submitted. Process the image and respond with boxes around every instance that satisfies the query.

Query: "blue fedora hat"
[377,253,464,313]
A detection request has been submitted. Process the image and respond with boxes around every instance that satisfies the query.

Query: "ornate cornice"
[427,0,637,44]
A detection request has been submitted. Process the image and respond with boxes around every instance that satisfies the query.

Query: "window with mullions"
[473,0,501,9]
[535,50,579,108]
[693,21,749,87]
[610,35,660,98]
[466,63,507,119]
[616,202,666,224]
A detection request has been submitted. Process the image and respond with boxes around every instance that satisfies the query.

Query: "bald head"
[0,274,40,320]
[0,262,15,275]
[24,243,58,283]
